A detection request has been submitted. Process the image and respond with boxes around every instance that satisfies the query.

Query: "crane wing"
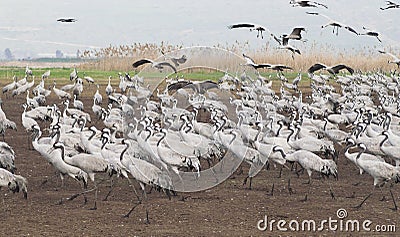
[274,65,293,71]
[242,54,256,65]
[176,55,187,64]
[379,50,400,61]
[270,33,282,45]
[0,142,15,155]
[57,18,77,22]
[254,64,272,69]
[331,64,354,74]
[156,62,177,73]
[170,55,187,67]
[227,23,255,29]
[306,12,332,21]
[4,119,17,131]
[132,59,153,68]
[293,47,301,55]
[198,80,219,91]
[167,81,193,91]
[312,1,328,8]
[308,63,326,74]
[386,1,398,5]
[344,26,359,35]
[290,27,306,37]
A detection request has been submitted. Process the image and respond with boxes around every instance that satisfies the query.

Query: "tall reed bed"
[79,41,399,73]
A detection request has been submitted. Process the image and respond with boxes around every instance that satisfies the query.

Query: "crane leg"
[379,186,387,201]
[165,189,173,200]
[146,186,153,195]
[329,184,336,200]
[27,134,31,150]
[140,183,147,200]
[303,174,311,185]
[123,200,142,218]
[354,192,373,209]
[288,178,294,195]
[295,165,304,177]
[301,185,312,202]
[236,166,243,175]
[60,174,65,189]
[249,177,253,190]
[269,183,275,196]
[210,166,219,184]
[277,165,283,178]
[57,187,96,205]
[89,184,98,210]
[389,189,398,211]
[103,177,115,201]
[242,176,248,186]
[126,177,141,202]
[145,209,150,224]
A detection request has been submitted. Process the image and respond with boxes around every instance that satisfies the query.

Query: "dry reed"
[79,41,399,73]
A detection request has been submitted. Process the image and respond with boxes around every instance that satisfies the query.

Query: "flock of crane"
[0,54,400,217]
[228,0,399,62]
[0,0,399,219]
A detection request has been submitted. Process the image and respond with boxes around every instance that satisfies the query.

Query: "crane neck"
[157,129,167,147]
[356,145,366,160]
[101,136,109,149]
[273,146,286,158]
[120,141,129,161]
[89,128,96,141]
[287,126,295,143]
[229,131,237,145]
[344,141,355,156]
[53,143,65,161]
[379,133,389,148]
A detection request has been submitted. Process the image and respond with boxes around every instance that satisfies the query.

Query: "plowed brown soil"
[0,78,398,236]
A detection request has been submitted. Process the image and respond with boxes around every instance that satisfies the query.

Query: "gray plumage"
[0,168,27,199]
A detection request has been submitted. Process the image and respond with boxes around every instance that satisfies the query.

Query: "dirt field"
[0,77,398,236]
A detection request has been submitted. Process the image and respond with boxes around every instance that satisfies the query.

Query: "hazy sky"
[0,0,399,58]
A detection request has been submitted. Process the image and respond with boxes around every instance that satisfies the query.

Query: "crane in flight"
[241,54,273,69]
[360,27,382,43]
[378,50,400,68]
[290,0,328,9]
[57,18,77,23]
[380,1,400,10]
[282,27,307,43]
[308,63,355,75]
[242,54,293,73]
[161,51,188,67]
[132,59,177,73]
[306,12,359,36]
[270,27,305,59]
[228,23,268,39]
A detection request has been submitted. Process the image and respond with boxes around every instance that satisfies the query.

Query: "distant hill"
[0,57,96,68]
[27,57,87,63]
